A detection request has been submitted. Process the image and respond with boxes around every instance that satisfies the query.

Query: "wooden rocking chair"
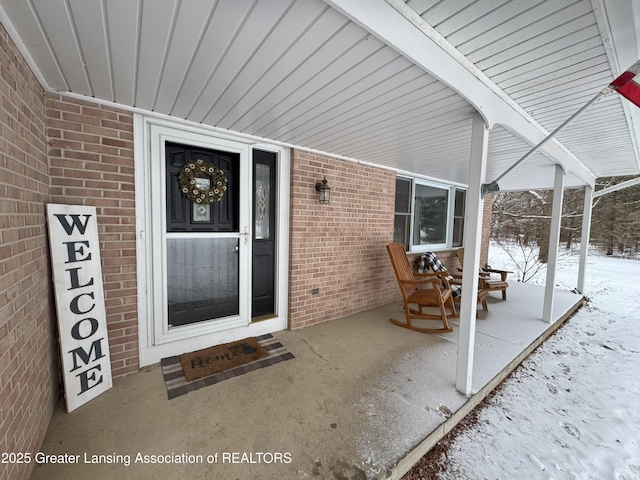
[456,247,510,300]
[386,242,456,334]
[420,251,489,313]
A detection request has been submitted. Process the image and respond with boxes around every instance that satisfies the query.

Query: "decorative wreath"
[177,159,228,204]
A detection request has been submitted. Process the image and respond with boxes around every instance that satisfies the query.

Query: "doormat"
[180,337,269,382]
[160,334,294,399]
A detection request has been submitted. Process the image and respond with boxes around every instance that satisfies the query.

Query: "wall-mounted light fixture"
[315,177,330,204]
[481,180,500,198]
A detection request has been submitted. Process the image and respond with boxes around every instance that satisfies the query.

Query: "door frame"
[134,115,290,366]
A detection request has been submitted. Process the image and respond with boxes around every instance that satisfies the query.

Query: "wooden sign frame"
[46,204,112,412]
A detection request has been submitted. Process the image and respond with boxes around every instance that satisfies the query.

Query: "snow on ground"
[434,243,640,480]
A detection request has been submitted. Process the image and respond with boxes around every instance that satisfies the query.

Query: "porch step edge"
[384,294,585,480]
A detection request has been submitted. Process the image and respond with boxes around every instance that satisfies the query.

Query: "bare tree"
[492,189,586,263]
[590,176,640,256]
[494,239,547,282]
[490,177,639,279]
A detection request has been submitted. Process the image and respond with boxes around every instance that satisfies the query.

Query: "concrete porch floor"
[29,282,582,480]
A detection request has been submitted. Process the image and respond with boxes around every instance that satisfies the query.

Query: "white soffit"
[0,0,637,190]
[401,0,640,182]
[487,125,583,191]
[0,0,477,186]
[333,0,599,188]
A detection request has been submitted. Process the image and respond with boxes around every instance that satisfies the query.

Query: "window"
[394,176,466,252]
[393,178,412,250]
[413,183,449,247]
[452,188,466,248]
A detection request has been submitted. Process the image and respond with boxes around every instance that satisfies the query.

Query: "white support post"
[456,112,489,395]
[577,185,593,294]
[542,164,565,323]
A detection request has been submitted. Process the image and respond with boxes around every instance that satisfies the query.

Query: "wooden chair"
[456,248,510,300]
[386,242,456,334]
[419,251,489,313]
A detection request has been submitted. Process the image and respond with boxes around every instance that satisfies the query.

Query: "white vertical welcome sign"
[46,204,112,412]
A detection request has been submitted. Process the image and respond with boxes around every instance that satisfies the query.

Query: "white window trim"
[396,176,466,254]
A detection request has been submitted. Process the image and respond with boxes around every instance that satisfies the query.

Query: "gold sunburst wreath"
[177,159,228,204]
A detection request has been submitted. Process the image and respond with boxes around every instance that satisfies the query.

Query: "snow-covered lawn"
[411,244,640,479]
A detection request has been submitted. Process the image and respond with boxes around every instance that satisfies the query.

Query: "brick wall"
[46,94,138,378]
[0,25,57,480]
[407,249,459,272]
[288,150,398,329]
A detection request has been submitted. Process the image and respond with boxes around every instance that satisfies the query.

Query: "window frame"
[394,175,467,253]
[451,188,466,249]
[393,177,413,251]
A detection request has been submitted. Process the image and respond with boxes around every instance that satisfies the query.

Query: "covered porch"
[1,2,639,480]
[30,282,582,480]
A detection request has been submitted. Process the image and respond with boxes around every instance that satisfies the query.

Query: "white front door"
[136,117,289,366]
[149,122,251,343]
[163,141,249,329]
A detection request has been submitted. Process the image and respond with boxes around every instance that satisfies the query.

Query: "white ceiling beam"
[324,0,597,188]
[593,176,640,197]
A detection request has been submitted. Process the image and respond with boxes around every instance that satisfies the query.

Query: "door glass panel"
[254,163,271,240]
[166,237,239,327]
[193,203,211,222]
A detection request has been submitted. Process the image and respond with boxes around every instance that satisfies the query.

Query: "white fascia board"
[325,0,597,188]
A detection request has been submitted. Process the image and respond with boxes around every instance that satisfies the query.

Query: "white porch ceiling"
[0,0,638,191]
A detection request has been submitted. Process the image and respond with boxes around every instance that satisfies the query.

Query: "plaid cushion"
[419,252,462,299]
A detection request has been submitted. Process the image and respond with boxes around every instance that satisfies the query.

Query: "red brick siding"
[288,150,398,329]
[46,94,138,378]
[0,24,57,480]
[407,250,459,272]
